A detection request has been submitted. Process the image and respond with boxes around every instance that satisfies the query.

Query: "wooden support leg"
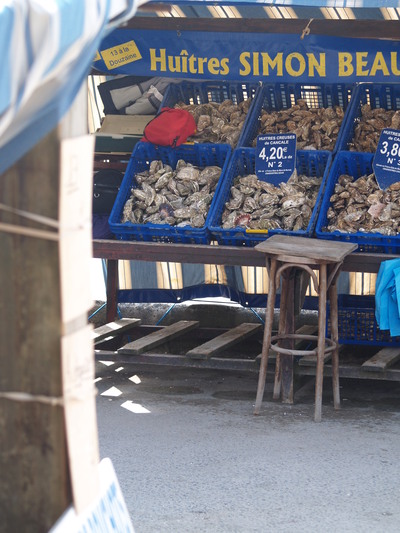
[278,271,295,404]
[272,270,285,401]
[315,263,327,423]
[328,278,341,410]
[106,259,118,323]
[254,259,278,415]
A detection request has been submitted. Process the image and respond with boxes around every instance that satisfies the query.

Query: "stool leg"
[272,274,286,401]
[315,263,327,423]
[272,271,292,400]
[273,270,294,403]
[254,259,278,415]
[329,280,340,410]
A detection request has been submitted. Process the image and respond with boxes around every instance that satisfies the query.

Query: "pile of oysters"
[252,99,344,151]
[121,159,222,228]
[174,98,253,148]
[349,104,400,152]
[220,171,322,232]
[323,172,400,236]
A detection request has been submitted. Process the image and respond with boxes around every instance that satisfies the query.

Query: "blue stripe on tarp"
[118,284,319,310]
[0,0,143,176]
[118,284,269,307]
[0,6,13,116]
[46,0,86,75]
[0,2,112,175]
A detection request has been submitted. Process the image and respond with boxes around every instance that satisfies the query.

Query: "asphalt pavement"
[95,360,400,533]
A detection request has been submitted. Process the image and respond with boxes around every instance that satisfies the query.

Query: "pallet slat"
[187,323,262,360]
[118,320,199,355]
[361,347,400,372]
[93,318,141,344]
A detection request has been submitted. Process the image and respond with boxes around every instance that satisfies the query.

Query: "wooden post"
[0,84,99,530]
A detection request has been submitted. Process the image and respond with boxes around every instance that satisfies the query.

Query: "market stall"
[3,0,400,528]
[91,3,400,348]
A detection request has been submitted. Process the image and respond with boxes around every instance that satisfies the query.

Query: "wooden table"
[93,239,397,322]
[92,239,400,399]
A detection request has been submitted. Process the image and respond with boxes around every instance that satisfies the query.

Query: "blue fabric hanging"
[375,258,400,337]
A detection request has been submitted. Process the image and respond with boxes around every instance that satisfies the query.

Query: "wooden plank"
[298,352,332,367]
[118,320,199,355]
[186,323,262,360]
[361,347,400,373]
[297,364,400,382]
[93,318,141,344]
[95,350,258,372]
[255,235,357,264]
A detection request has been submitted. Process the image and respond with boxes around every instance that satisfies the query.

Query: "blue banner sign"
[256,133,296,184]
[373,129,400,190]
[95,29,400,83]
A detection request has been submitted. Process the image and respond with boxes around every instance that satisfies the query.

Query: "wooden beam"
[93,240,398,274]
[0,131,71,531]
[121,18,400,41]
[0,84,98,530]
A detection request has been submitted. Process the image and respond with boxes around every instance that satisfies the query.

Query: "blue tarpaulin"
[375,258,400,336]
[0,0,144,176]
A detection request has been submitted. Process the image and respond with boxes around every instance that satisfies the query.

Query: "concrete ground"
[95,358,400,533]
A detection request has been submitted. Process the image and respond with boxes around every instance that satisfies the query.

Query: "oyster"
[174,97,253,148]
[121,159,222,229]
[322,171,400,235]
[254,99,344,151]
[220,171,321,231]
[349,104,400,152]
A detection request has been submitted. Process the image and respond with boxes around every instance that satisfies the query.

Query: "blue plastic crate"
[238,82,354,152]
[315,151,400,253]
[208,148,332,247]
[109,142,232,244]
[336,82,400,152]
[327,295,400,346]
[161,80,262,146]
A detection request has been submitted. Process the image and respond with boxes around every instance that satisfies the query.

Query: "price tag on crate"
[373,128,400,190]
[255,133,296,185]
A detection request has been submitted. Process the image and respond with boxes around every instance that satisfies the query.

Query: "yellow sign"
[101,40,142,70]
[93,50,101,62]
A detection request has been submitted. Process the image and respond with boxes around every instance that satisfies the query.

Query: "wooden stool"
[254,235,357,422]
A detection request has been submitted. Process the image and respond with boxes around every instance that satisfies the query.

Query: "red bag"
[142,107,197,147]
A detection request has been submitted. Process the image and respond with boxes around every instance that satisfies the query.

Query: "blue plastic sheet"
[375,258,400,337]
[0,1,140,175]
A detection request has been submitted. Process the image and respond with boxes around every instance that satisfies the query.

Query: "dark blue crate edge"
[326,295,400,346]
[108,142,232,244]
[315,150,400,253]
[209,148,332,247]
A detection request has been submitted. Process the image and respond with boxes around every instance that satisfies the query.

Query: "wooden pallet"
[93,318,141,344]
[94,319,400,381]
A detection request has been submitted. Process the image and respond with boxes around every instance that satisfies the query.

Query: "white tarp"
[0,0,145,175]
